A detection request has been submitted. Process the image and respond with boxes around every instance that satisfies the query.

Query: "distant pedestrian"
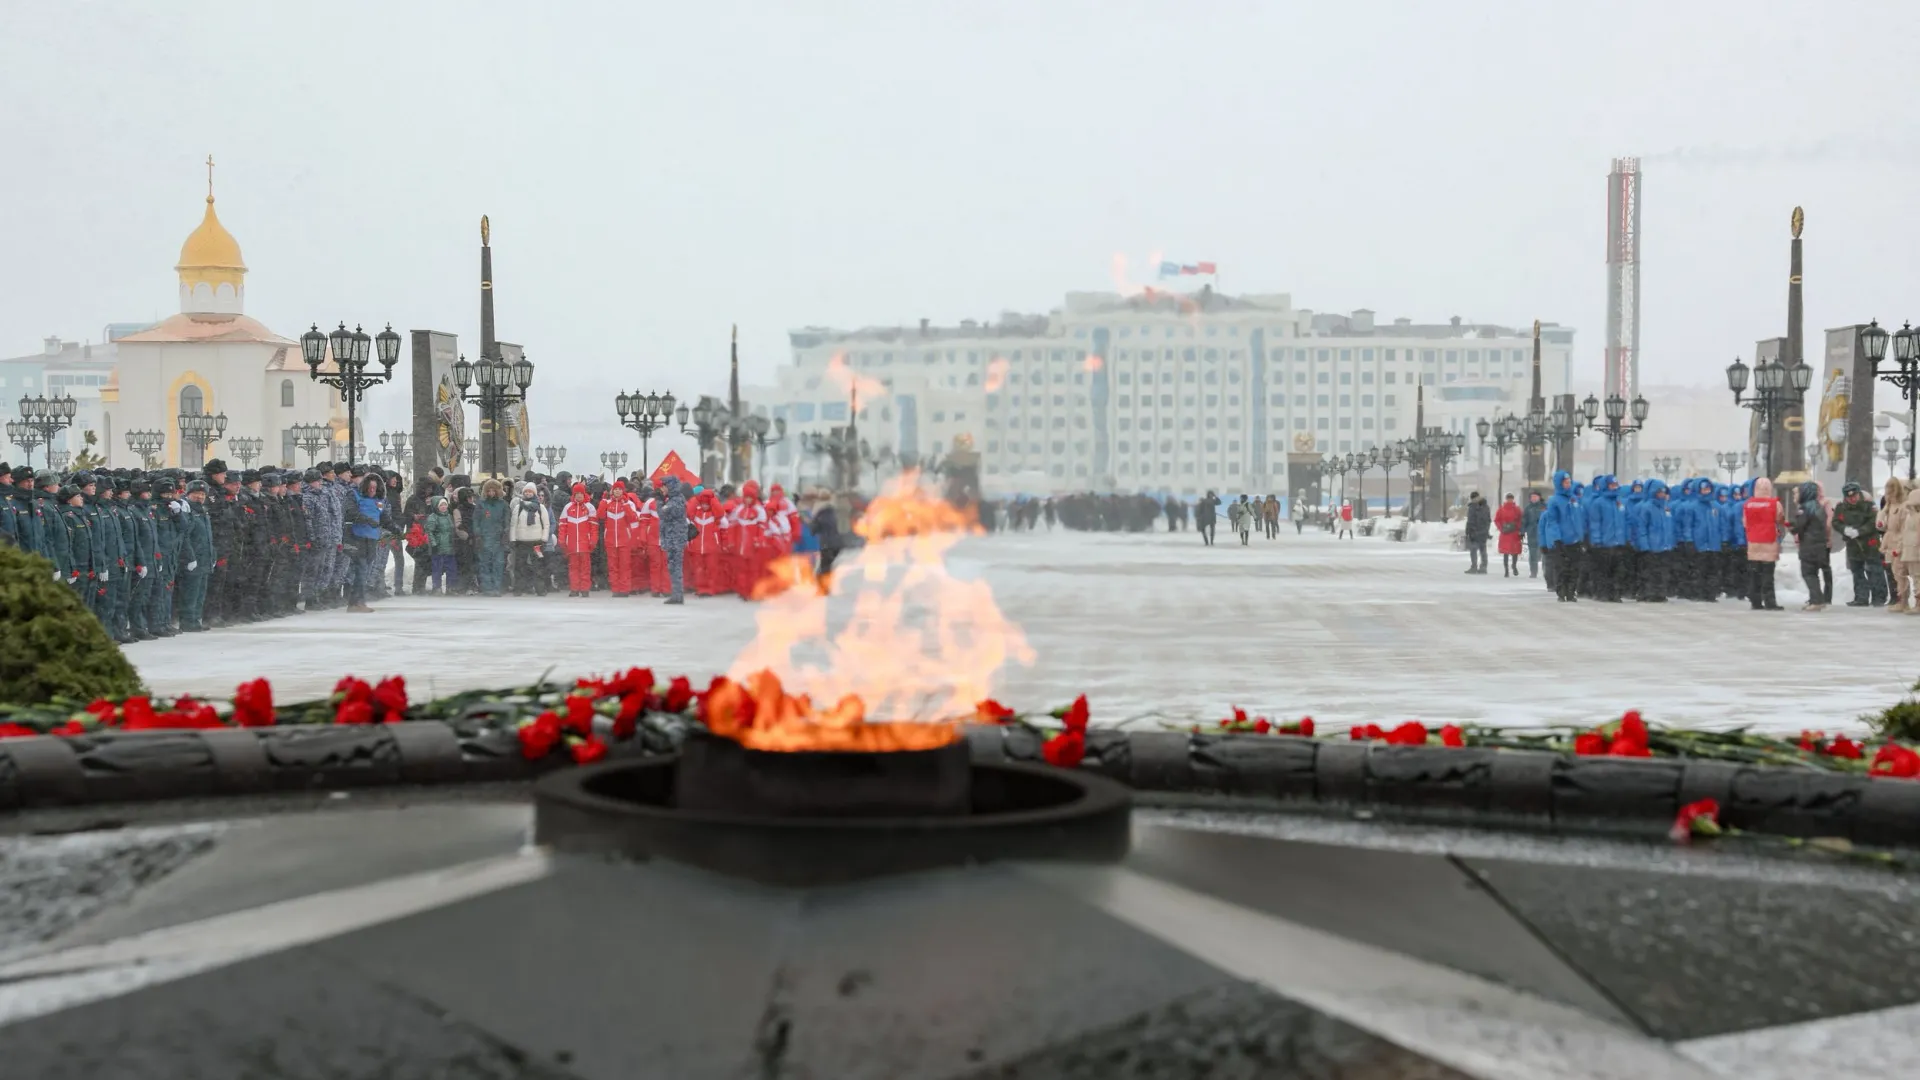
[1464,491,1491,574]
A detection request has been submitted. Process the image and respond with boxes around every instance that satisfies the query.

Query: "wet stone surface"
[0,824,220,961]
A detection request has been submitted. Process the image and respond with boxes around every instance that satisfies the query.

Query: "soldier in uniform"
[57,481,92,607]
[33,471,67,577]
[201,459,233,625]
[287,471,312,613]
[127,478,160,639]
[0,462,15,547]
[177,479,216,632]
[302,463,334,609]
[110,477,145,642]
[6,465,42,555]
[72,472,113,623]
[147,474,182,637]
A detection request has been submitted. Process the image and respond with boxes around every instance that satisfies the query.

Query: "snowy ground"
[125,527,1912,734]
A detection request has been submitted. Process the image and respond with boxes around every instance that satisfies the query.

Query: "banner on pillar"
[409,330,462,482]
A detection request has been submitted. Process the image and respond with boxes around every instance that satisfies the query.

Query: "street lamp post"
[1582,393,1650,477]
[1650,456,1682,481]
[291,423,330,465]
[1882,436,1910,476]
[176,411,227,468]
[14,393,78,469]
[463,438,480,473]
[1861,320,1920,481]
[747,413,787,480]
[1377,442,1404,516]
[1726,355,1813,479]
[1715,451,1749,482]
[803,427,862,492]
[48,450,70,471]
[1476,413,1525,498]
[378,431,411,474]
[449,349,534,478]
[600,450,628,478]
[859,438,896,488]
[229,436,263,469]
[6,419,45,465]
[1540,404,1588,475]
[1418,430,1467,521]
[535,445,567,472]
[614,390,677,477]
[301,322,401,467]
[679,396,732,486]
[125,429,167,469]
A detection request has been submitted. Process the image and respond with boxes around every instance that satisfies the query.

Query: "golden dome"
[176,195,246,274]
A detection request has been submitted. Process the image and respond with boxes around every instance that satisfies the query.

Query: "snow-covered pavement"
[125,527,1911,734]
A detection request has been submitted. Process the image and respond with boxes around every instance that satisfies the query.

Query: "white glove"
[99,569,108,582]
[186,560,198,571]
[54,570,62,581]
[1845,526,1860,539]
[138,566,148,579]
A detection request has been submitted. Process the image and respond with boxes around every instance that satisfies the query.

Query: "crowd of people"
[1461,469,1920,612]
[0,456,859,638]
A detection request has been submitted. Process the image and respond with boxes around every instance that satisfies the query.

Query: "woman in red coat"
[1494,493,1525,577]
[556,484,599,596]
[599,482,639,596]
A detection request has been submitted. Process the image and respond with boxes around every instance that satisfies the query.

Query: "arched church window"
[179,385,203,416]
[281,379,295,407]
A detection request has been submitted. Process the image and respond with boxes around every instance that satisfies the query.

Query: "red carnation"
[569,735,609,765]
[1440,724,1465,748]
[1041,730,1086,768]
[1383,721,1428,746]
[371,676,409,723]
[333,676,373,705]
[563,693,597,736]
[1573,732,1608,756]
[1295,717,1315,737]
[1608,710,1651,757]
[335,700,374,725]
[1671,798,1723,843]
[518,711,563,760]
[1350,724,1384,741]
[1870,743,1920,779]
[663,676,695,713]
[1052,695,1090,734]
[1826,735,1865,760]
[50,721,85,736]
[170,696,221,729]
[974,699,1016,724]
[1797,730,1822,753]
[1253,718,1272,735]
[84,699,117,724]
[0,723,37,739]
[232,678,275,728]
[122,696,158,729]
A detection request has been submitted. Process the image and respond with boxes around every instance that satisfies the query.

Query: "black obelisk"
[479,215,500,476]
[728,324,749,485]
[1525,319,1546,490]
[1778,206,1809,482]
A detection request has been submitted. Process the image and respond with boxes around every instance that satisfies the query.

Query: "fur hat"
[186,479,209,494]
[203,459,228,476]
[56,485,81,503]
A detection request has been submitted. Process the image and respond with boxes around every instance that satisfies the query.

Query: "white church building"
[106,171,343,469]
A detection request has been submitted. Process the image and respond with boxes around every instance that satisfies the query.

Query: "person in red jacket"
[732,481,770,597]
[715,489,741,595]
[764,484,799,560]
[635,486,661,596]
[1742,476,1786,611]
[556,484,599,596]
[1493,493,1525,577]
[688,488,720,595]
[600,480,639,596]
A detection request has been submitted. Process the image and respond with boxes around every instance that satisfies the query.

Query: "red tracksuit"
[557,498,599,594]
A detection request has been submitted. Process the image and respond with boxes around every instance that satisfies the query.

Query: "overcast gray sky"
[3,0,1916,457]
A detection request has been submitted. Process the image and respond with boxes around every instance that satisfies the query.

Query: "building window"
[987,440,1000,452]
[1385,418,1398,430]
[1270,394,1285,406]
[1316,418,1330,430]
[1205,395,1219,407]
[1204,417,1219,429]
[1340,372,1352,385]
[1160,394,1173,407]
[1384,395,1396,407]
[1385,372,1397,384]
[1205,438,1219,451]
[279,379,294,407]
[1052,441,1066,454]
[1338,418,1352,429]
[1339,395,1351,407]
[1316,395,1330,407]
[1182,418,1196,430]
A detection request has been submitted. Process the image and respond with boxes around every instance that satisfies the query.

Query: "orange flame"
[984,356,1010,392]
[1082,354,1104,373]
[702,670,960,752]
[728,473,1035,750]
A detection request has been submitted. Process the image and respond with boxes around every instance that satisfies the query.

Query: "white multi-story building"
[749,288,1577,496]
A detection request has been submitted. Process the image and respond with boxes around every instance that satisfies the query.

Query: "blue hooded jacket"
[1632,479,1677,552]
[1624,480,1648,549]
[1726,482,1749,547]
[1583,474,1628,547]
[1695,482,1725,552]
[1541,470,1585,548]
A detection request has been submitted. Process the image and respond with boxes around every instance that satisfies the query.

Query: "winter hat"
[186,480,209,494]
[204,458,228,476]
[36,470,58,489]
[241,469,261,485]
[303,468,321,482]
[57,486,81,503]
[571,482,587,495]
[522,482,537,497]
[132,481,152,496]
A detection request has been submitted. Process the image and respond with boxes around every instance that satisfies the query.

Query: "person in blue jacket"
[1622,479,1647,598]
[1720,482,1749,601]
[1689,480,1723,601]
[1540,470,1585,601]
[1631,478,1676,601]
[1582,474,1628,602]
